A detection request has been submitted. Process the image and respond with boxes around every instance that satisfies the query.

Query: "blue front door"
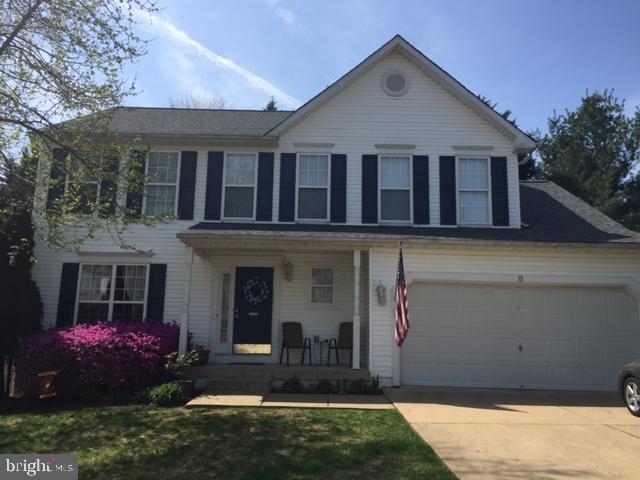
[232,267,274,354]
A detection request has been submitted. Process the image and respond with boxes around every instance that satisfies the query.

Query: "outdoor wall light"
[282,259,294,282]
[375,282,387,306]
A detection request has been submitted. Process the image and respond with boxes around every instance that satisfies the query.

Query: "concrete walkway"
[186,392,393,410]
[385,387,638,480]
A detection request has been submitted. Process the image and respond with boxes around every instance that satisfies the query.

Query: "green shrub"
[314,378,336,394]
[147,382,185,406]
[282,376,304,393]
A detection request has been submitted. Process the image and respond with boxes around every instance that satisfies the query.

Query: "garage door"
[401,284,640,391]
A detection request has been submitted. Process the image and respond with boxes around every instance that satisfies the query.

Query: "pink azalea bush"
[15,322,179,395]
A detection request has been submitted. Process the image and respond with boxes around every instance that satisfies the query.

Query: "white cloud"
[134,9,301,108]
[266,0,296,27]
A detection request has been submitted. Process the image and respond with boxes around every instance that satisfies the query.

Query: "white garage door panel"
[401,284,640,391]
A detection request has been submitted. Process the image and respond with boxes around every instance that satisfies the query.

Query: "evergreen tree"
[263,96,278,112]
[538,90,640,226]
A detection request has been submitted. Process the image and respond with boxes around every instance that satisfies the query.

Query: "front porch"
[176,232,371,371]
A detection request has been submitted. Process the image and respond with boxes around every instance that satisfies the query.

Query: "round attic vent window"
[382,70,408,96]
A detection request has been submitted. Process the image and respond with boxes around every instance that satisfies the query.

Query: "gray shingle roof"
[107,107,292,137]
[187,181,640,246]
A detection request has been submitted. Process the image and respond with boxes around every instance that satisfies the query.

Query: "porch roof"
[178,182,640,252]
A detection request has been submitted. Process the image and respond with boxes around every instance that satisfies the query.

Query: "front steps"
[188,364,371,395]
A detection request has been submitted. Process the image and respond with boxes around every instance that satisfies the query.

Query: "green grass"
[0,406,456,480]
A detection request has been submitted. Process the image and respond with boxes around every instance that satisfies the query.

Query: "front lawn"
[0,406,456,480]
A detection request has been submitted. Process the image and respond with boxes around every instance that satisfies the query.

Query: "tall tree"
[263,96,278,112]
[0,151,42,397]
[169,93,228,109]
[0,0,161,253]
[537,90,640,226]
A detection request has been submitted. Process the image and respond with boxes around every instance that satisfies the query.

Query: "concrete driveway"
[385,387,638,480]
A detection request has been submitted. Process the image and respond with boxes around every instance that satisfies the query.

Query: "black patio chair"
[327,322,353,367]
[280,322,312,366]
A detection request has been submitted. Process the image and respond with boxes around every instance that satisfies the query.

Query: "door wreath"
[242,276,270,305]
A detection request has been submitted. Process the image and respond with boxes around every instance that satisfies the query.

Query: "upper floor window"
[224,153,257,219]
[457,157,490,224]
[379,155,411,222]
[297,153,329,221]
[145,152,179,216]
[76,264,149,324]
[66,162,100,214]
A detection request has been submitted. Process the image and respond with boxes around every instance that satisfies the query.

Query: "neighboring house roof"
[266,34,536,153]
[106,107,292,138]
[184,181,640,247]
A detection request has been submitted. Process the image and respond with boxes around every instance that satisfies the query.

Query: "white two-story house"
[33,35,640,390]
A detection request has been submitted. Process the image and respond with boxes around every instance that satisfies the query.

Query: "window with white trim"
[379,155,411,222]
[145,151,179,216]
[310,267,334,304]
[457,157,490,224]
[219,272,231,343]
[297,153,329,220]
[65,155,102,214]
[224,153,257,219]
[76,264,149,324]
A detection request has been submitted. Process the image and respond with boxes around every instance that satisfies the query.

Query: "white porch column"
[352,249,361,369]
[178,246,194,354]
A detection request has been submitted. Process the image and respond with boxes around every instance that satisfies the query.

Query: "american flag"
[394,244,409,346]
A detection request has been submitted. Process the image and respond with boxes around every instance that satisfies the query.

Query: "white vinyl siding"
[457,157,490,225]
[297,154,329,221]
[223,153,257,220]
[144,151,179,216]
[379,155,411,222]
[278,52,520,227]
[367,247,640,386]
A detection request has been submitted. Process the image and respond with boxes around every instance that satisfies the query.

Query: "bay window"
[224,153,257,219]
[457,157,490,224]
[297,153,329,220]
[379,155,411,222]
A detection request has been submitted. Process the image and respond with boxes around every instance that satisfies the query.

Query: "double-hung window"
[457,157,490,224]
[65,156,101,214]
[379,155,411,222]
[224,153,257,219]
[76,264,149,324]
[145,152,179,216]
[297,153,329,220]
[310,267,334,304]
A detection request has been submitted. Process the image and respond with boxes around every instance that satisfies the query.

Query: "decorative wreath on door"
[242,276,270,305]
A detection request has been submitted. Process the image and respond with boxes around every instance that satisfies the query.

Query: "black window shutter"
[256,152,274,221]
[146,264,167,323]
[98,151,119,216]
[126,150,146,216]
[56,263,79,327]
[439,156,456,225]
[361,155,378,224]
[204,151,224,221]
[279,153,296,222]
[330,154,347,223]
[491,156,509,226]
[46,148,67,210]
[413,155,429,224]
[177,151,197,220]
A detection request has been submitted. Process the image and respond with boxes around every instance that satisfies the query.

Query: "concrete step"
[206,379,271,394]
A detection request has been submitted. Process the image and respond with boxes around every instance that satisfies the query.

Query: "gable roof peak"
[268,35,536,152]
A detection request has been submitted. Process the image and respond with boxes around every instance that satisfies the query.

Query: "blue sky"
[126,0,640,134]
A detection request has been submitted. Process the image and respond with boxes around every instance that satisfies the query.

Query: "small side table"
[312,339,329,365]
